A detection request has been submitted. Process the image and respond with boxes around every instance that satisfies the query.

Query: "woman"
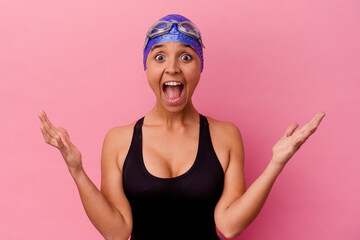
[38,14,325,240]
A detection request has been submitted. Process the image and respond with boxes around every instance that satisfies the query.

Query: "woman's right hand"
[38,110,83,175]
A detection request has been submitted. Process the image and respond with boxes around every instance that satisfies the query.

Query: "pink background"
[1,0,359,239]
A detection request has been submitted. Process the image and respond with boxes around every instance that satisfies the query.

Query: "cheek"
[193,54,202,73]
[146,70,162,94]
[192,77,201,90]
[185,73,201,94]
[185,65,201,84]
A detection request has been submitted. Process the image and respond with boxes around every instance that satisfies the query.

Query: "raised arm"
[38,110,132,240]
[215,111,325,239]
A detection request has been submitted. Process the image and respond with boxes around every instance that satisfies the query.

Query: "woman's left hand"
[271,111,325,168]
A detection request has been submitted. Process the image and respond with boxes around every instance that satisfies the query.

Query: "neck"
[145,101,199,127]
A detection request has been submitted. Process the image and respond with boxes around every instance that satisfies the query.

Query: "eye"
[181,54,192,61]
[155,54,165,61]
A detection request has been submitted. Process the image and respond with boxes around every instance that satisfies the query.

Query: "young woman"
[38,14,325,240]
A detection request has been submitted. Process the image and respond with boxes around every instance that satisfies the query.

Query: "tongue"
[165,86,182,100]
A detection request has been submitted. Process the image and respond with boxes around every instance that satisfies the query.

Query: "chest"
[142,125,200,178]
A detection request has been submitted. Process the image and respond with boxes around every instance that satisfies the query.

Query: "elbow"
[102,224,132,240]
[215,210,248,239]
[222,230,243,240]
[218,225,245,240]
[102,232,123,240]
[103,232,131,240]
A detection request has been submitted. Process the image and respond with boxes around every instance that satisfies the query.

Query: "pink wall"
[1,0,359,239]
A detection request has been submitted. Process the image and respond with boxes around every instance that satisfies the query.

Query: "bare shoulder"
[102,121,137,173]
[206,116,243,145]
[104,122,136,146]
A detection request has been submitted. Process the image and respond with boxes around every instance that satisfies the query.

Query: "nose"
[165,56,180,74]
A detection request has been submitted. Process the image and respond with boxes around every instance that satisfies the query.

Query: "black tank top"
[123,114,224,240]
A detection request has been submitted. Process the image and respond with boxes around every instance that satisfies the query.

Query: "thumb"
[284,123,299,137]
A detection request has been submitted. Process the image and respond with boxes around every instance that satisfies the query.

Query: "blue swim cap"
[143,14,204,72]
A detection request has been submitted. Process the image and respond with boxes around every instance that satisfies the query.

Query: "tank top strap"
[124,117,144,168]
[135,116,145,130]
[199,114,211,144]
[198,114,221,166]
[199,113,208,126]
[133,116,144,146]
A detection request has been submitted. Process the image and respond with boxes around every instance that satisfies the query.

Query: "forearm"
[70,167,130,240]
[223,161,283,238]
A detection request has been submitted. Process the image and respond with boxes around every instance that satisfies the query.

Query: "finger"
[40,123,57,144]
[291,136,305,150]
[49,130,70,150]
[284,123,299,137]
[40,125,62,147]
[296,136,304,145]
[58,129,73,149]
[55,134,67,150]
[38,110,52,128]
[38,110,52,129]
[308,111,326,127]
[40,110,56,130]
[299,111,326,136]
[40,120,58,139]
[40,124,51,143]
[58,127,70,141]
[55,135,72,160]
[38,111,59,138]
[38,110,48,124]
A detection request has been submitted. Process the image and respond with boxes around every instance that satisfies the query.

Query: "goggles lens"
[147,21,172,38]
[154,22,168,30]
[179,22,197,34]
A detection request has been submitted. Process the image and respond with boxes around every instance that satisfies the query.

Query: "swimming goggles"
[143,20,206,50]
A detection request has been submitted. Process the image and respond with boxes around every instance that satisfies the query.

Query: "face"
[145,42,202,113]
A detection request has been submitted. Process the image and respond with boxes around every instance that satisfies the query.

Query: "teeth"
[164,81,182,86]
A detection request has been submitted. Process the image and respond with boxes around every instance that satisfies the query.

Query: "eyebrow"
[150,43,194,52]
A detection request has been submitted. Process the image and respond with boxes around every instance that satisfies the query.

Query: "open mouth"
[163,81,184,103]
